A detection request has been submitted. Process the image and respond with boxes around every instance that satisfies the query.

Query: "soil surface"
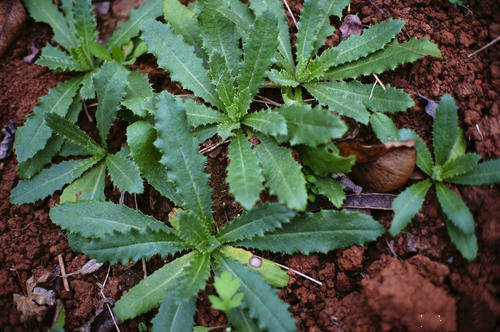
[1,0,499,331]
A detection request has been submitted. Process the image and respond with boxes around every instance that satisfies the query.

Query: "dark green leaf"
[121,70,154,117]
[447,159,500,185]
[241,110,287,137]
[298,143,356,176]
[151,295,197,332]
[175,252,211,300]
[442,153,481,180]
[106,148,144,194]
[433,94,458,165]
[435,183,474,235]
[445,218,477,261]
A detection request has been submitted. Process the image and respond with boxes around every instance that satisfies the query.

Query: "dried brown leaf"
[340,14,363,41]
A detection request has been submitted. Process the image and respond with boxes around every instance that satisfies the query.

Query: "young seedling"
[14,0,160,180]
[49,92,386,331]
[141,1,348,211]
[370,95,500,260]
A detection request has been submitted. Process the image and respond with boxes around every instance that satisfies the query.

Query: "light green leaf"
[324,38,441,80]
[217,121,240,140]
[442,153,481,180]
[210,271,244,312]
[209,51,236,108]
[93,62,130,144]
[14,77,82,163]
[152,295,197,332]
[226,130,264,209]
[49,201,171,237]
[235,210,385,254]
[312,176,345,208]
[127,121,180,204]
[141,20,222,108]
[298,143,356,176]
[36,45,84,72]
[435,183,474,235]
[389,179,432,236]
[114,252,195,320]
[308,19,405,77]
[268,69,299,87]
[447,159,500,185]
[176,252,211,300]
[236,11,279,116]
[215,256,297,332]
[80,71,96,100]
[445,218,477,261]
[106,148,144,194]
[164,0,203,52]
[107,0,163,50]
[254,135,307,210]
[185,99,227,127]
[45,113,104,155]
[23,0,77,50]
[10,158,97,204]
[176,211,212,248]
[88,41,112,61]
[433,94,458,165]
[60,162,106,203]
[121,70,154,117]
[212,1,253,40]
[154,92,213,224]
[276,104,346,146]
[83,229,188,265]
[449,128,467,161]
[370,112,400,143]
[242,110,287,137]
[73,0,97,64]
[217,203,295,243]
[398,129,434,176]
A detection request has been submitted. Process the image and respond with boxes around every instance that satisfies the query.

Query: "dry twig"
[282,0,298,30]
[467,35,500,57]
[57,254,70,292]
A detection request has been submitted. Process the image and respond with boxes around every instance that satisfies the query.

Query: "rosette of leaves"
[142,1,347,210]
[14,0,161,180]
[370,95,500,260]
[49,91,385,331]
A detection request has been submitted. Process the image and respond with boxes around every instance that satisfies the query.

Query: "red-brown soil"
[0,0,499,331]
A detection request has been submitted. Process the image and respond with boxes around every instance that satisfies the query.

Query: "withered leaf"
[343,193,396,210]
[339,14,363,41]
[13,274,55,322]
[337,140,417,192]
[68,259,103,276]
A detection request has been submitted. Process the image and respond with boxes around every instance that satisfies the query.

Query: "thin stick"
[273,261,323,286]
[57,254,70,292]
[373,73,386,91]
[141,259,147,279]
[467,35,500,57]
[99,266,121,332]
[199,139,229,155]
[282,0,298,30]
[369,82,377,100]
[367,0,386,16]
[82,103,93,123]
[255,94,283,107]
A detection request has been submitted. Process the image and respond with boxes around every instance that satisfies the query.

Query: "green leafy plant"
[10,61,144,204]
[370,95,500,260]
[140,1,349,211]
[14,0,160,181]
[48,92,385,331]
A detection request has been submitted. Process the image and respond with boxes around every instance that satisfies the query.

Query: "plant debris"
[13,272,56,322]
[23,42,40,63]
[339,14,364,40]
[0,121,15,160]
[343,193,396,210]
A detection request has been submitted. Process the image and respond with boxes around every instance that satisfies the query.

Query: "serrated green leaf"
[114,252,195,320]
[36,45,84,72]
[219,246,289,288]
[50,201,171,237]
[80,71,96,100]
[83,229,188,265]
[176,211,212,248]
[152,295,197,332]
[14,77,82,163]
[236,11,279,116]
[227,308,261,332]
[449,127,466,161]
[447,159,500,185]
[185,99,227,128]
[276,104,346,146]
[127,121,180,204]
[176,252,211,300]
[442,153,481,180]
[60,162,106,203]
[17,136,64,179]
[268,69,299,87]
[121,70,154,117]
[107,0,163,50]
[445,218,477,261]
[254,135,307,210]
[164,0,203,52]
[433,94,458,165]
[45,113,104,155]
[154,92,213,223]
[312,176,345,208]
[59,141,89,157]
[217,121,240,140]
[298,143,356,176]
[192,124,218,143]
[370,112,400,143]
[398,129,434,176]
[435,183,474,235]
[10,158,97,204]
[242,110,287,137]
[235,210,385,254]
[226,130,264,209]
[215,256,297,332]
[308,19,405,77]
[88,41,112,61]
[217,203,294,243]
[73,0,97,66]
[389,179,432,236]
[141,20,222,108]
[93,62,129,144]
[106,148,144,194]
[212,1,253,40]
[210,271,244,311]
[209,51,236,108]
[23,0,77,50]
[323,38,441,81]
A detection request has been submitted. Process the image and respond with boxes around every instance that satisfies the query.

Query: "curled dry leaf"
[0,121,15,160]
[339,14,363,41]
[13,273,56,322]
[338,140,417,192]
[68,259,104,276]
